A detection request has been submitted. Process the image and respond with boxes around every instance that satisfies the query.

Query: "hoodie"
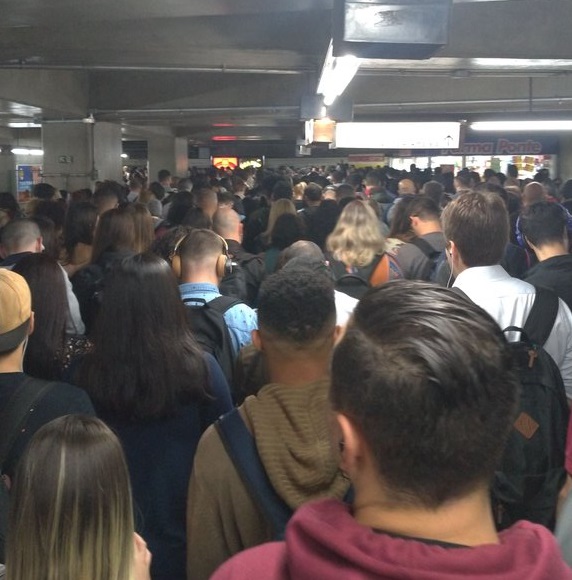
[187,380,349,580]
[213,499,572,580]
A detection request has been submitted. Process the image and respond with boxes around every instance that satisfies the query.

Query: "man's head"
[407,196,441,235]
[32,183,57,201]
[195,188,219,218]
[158,169,172,188]
[271,180,293,202]
[0,269,32,355]
[93,182,121,215]
[454,171,473,193]
[441,191,509,271]
[303,183,322,205]
[213,208,242,243]
[518,201,570,251]
[336,183,355,203]
[255,267,336,356]
[331,280,518,509]
[365,170,383,188]
[398,179,416,196]
[278,240,325,268]
[421,181,444,207]
[522,181,548,207]
[0,219,42,258]
[176,228,230,283]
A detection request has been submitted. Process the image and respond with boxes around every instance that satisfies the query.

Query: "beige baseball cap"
[0,269,31,353]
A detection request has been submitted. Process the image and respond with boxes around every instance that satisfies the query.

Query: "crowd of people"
[1,161,572,579]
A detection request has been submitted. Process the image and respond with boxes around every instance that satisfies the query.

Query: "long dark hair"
[91,207,136,265]
[13,254,68,380]
[63,201,98,257]
[78,253,208,420]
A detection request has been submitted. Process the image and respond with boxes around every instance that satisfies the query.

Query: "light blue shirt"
[179,282,257,358]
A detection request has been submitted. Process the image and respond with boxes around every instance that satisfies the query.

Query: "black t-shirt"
[525,254,572,312]
[0,372,95,478]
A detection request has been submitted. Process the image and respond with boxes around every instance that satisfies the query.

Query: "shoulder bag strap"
[523,286,560,347]
[0,377,55,470]
[369,254,389,287]
[216,408,292,537]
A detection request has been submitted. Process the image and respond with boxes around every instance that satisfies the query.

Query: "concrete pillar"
[93,122,123,183]
[42,121,122,192]
[558,136,572,182]
[0,152,15,194]
[148,135,188,181]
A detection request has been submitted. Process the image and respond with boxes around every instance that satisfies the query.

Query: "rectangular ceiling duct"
[333,0,452,59]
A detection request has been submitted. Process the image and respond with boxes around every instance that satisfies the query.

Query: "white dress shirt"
[454,265,572,399]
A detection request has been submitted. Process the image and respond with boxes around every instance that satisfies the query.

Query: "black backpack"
[330,255,383,300]
[409,237,445,282]
[0,378,55,563]
[216,408,353,540]
[455,286,569,531]
[184,295,242,389]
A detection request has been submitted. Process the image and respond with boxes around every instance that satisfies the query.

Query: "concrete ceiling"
[1,0,572,153]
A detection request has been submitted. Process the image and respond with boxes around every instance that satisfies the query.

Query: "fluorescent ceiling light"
[471,121,572,131]
[11,148,44,155]
[8,122,41,128]
[317,40,360,107]
[121,153,129,158]
[333,122,461,150]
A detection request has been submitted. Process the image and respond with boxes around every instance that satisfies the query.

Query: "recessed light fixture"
[8,122,41,128]
[11,148,44,155]
[471,120,572,131]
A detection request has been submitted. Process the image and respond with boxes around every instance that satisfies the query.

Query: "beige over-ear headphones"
[169,230,232,280]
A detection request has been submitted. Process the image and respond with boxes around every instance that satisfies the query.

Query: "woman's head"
[91,207,136,264]
[81,253,207,419]
[264,198,296,238]
[7,415,135,580]
[270,213,305,250]
[128,203,155,253]
[327,200,385,267]
[388,196,417,242]
[13,253,68,380]
[63,201,98,257]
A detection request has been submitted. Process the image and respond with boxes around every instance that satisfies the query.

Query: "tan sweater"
[186,379,349,580]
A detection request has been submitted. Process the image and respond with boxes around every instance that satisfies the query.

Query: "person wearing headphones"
[173,228,257,361]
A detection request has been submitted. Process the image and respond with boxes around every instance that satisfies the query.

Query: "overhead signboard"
[333,122,461,150]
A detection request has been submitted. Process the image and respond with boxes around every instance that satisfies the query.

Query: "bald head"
[398,179,416,196]
[213,208,241,241]
[0,219,42,257]
[522,182,547,207]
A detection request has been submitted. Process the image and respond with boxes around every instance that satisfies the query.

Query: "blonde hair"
[262,198,296,241]
[327,200,385,267]
[7,415,135,580]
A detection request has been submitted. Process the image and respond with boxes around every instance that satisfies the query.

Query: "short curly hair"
[257,267,335,345]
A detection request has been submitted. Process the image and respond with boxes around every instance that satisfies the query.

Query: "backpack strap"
[216,408,292,537]
[205,295,243,314]
[0,377,56,472]
[369,253,389,287]
[410,237,442,260]
[523,286,559,347]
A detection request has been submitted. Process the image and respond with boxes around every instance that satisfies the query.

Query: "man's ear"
[36,236,44,253]
[409,215,420,231]
[333,324,345,345]
[336,412,364,478]
[28,311,35,336]
[251,329,262,351]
